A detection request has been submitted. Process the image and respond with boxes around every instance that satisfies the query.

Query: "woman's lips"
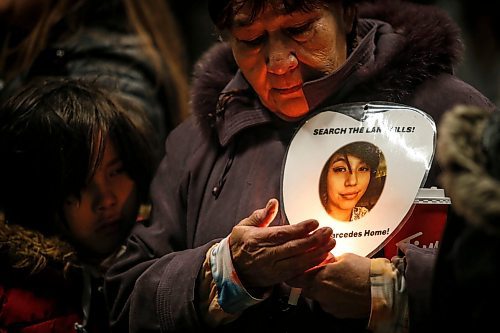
[273,85,302,95]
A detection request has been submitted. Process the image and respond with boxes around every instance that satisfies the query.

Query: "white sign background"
[281,103,436,257]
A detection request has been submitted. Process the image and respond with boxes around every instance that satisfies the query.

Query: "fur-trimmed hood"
[0,212,79,278]
[354,0,462,100]
[437,106,500,235]
[190,0,463,132]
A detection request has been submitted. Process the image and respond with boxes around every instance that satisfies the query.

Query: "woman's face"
[228,1,354,119]
[63,139,139,258]
[326,153,371,220]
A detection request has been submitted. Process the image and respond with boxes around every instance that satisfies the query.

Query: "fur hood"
[437,106,500,235]
[0,212,79,277]
[355,0,462,99]
[190,0,463,131]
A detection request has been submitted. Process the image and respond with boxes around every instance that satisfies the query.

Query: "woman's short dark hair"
[0,77,159,235]
[318,141,382,209]
[208,0,360,30]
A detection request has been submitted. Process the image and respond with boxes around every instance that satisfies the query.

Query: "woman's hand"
[287,253,371,319]
[229,198,335,289]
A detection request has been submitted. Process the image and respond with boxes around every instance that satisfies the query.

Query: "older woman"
[105,0,495,332]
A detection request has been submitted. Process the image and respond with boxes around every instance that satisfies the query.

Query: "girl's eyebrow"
[332,156,346,164]
[333,154,353,173]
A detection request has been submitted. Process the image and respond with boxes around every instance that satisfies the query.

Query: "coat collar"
[206,20,379,147]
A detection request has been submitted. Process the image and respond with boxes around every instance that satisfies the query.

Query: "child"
[0,77,159,332]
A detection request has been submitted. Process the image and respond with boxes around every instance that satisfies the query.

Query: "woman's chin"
[274,106,310,121]
[266,95,310,120]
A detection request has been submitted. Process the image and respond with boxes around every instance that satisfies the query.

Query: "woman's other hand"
[287,253,371,318]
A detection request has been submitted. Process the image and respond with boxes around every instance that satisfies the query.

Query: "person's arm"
[198,199,336,327]
[287,254,408,332]
[401,244,438,332]
[287,244,437,333]
[104,119,213,332]
[198,240,270,327]
[105,120,336,332]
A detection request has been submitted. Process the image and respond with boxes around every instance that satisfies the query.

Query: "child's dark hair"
[0,77,159,235]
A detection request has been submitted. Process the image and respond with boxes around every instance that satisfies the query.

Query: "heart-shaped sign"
[281,102,436,257]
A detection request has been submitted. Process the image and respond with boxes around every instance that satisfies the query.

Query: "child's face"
[63,139,139,257]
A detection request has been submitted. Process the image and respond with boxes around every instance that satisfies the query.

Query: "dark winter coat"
[105,1,495,332]
[0,216,109,333]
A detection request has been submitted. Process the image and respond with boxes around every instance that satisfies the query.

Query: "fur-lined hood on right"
[437,106,500,235]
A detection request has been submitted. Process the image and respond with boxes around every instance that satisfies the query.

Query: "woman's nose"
[266,36,298,75]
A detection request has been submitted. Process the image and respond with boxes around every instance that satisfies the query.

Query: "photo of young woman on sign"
[319,141,386,222]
